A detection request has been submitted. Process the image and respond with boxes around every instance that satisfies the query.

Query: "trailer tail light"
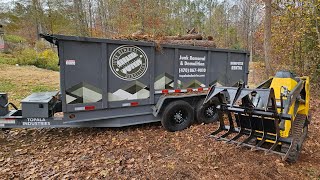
[174,89,181,93]
[198,87,204,91]
[187,88,193,92]
[85,106,95,110]
[162,89,169,94]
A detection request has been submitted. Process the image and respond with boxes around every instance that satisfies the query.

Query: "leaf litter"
[0,63,319,179]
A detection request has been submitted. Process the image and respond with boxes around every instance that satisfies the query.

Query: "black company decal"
[178,55,206,78]
[22,118,51,126]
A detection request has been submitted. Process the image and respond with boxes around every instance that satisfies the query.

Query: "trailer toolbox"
[21,91,59,118]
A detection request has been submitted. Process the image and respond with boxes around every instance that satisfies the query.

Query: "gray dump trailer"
[0,34,249,131]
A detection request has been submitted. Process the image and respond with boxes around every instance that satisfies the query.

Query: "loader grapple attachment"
[206,87,288,156]
[205,72,310,162]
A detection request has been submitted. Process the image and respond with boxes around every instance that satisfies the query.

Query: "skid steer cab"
[204,71,310,162]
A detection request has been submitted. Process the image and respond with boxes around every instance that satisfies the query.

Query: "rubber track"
[285,114,306,162]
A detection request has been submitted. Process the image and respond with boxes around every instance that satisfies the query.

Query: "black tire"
[196,97,219,124]
[161,100,194,132]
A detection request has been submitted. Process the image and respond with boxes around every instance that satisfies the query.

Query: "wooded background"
[0,0,319,82]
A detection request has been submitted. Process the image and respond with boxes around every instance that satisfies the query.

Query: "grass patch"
[31,85,57,93]
[0,64,59,108]
[0,80,17,92]
[0,53,18,65]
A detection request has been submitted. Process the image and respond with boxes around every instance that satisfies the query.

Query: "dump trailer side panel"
[60,40,104,112]
[55,35,249,116]
[60,38,156,113]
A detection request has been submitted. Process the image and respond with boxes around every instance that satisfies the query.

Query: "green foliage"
[14,48,59,71]
[4,34,26,43]
[16,48,37,65]
[37,49,59,71]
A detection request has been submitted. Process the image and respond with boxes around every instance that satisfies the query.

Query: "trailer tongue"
[204,71,310,162]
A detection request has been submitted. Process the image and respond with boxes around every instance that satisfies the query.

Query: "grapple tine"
[210,128,226,139]
[252,138,266,151]
[218,112,236,139]
[226,113,244,144]
[217,131,232,140]
[227,132,245,144]
[281,142,293,161]
[213,110,236,141]
[217,131,234,141]
[237,134,255,147]
[266,141,279,155]
[210,126,224,139]
[237,113,256,147]
[210,111,227,139]
[265,117,281,155]
[251,116,266,151]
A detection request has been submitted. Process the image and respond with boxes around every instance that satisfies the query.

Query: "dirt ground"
[0,63,319,179]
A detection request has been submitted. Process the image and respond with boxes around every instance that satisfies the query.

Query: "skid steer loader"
[204,71,310,162]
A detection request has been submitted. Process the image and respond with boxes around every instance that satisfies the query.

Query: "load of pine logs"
[113,28,217,48]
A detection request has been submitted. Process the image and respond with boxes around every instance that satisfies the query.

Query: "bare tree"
[88,0,94,36]
[32,0,44,40]
[263,0,273,75]
[73,0,89,36]
[312,0,320,45]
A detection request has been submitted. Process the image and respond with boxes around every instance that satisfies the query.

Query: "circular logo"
[109,45,148,81]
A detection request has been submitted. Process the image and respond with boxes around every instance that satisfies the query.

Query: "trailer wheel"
[196,98,219,124]
[161,100,194,132]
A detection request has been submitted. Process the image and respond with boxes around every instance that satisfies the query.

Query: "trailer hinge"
[39,34,58,45]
